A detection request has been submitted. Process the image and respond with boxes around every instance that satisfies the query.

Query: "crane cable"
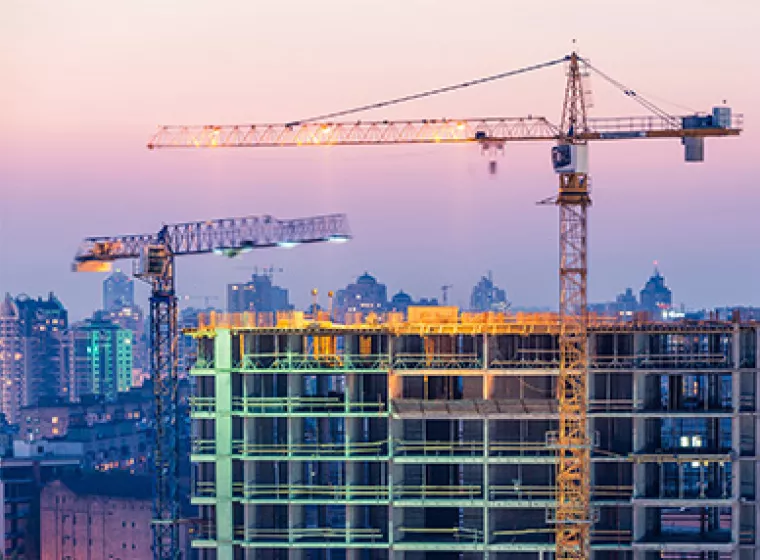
[286,55,570,126]
[578,58,682,126]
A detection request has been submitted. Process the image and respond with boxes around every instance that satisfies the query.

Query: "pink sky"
[1,0,759,317]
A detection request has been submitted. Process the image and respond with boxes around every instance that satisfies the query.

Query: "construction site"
[116,49,747,560]
[186,307,759,560]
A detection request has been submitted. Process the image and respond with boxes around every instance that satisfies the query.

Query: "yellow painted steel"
[555,52,592,560]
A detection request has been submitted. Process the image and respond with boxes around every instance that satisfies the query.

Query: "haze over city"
[2,0,758,317]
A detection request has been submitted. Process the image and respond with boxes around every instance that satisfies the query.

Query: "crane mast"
[147,53,742,560]
[73,213,350,560]
[554,52,592,560]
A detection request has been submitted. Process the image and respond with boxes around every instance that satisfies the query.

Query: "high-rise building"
[16,293,69,405]
[187,308,760,560]
[0,293,69,421]
[334,272,388,321]
[0,294,24,424]
[227,272,292,314]
[103,269,135,311]
[68,318,133,402]
[639,264,672,315]
[469,271,508,311]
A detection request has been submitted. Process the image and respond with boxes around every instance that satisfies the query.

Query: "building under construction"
[187,307,759,560]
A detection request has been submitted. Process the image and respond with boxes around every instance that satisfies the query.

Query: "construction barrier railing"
[232,440,388,457]
[240,526,385,543]
[193,481,216,498]
[740,394,756,411]
[593,353,730,369]
[395,440,485,457]
[491,485,633,501]
[189,396,216,414]
[191,439,216,455]
[392,353,482,370]
[197,482,633,503]
[192,522,217,540]
[740,527,756,545]
[192,358,215,369]
[394,484,483,500]
[231,396,387,415]
[236,353,390,371]
[237,483,390,501]
[394,440,558,457]
[398,526,484,543]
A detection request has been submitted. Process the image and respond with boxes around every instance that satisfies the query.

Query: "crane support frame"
[554,51,592,560]
[147,116,741,149]
[148,261,181,560]
[72,212,351,559]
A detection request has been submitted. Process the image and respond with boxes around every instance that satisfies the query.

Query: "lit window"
[52,416,59,424]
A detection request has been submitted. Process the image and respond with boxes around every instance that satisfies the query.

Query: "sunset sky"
[2,0,758,317]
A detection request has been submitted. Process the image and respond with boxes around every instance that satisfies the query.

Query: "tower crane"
[147,53,742,559]
[72,212,351,560]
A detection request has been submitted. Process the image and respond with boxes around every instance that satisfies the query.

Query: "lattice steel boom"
[72,212,350,560]
[147,52,742,560]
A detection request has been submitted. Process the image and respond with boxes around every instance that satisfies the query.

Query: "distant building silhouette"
[589,265,676,319]
[334,272,388,321]
[389,291,413,314]
[616,288,638,313]
[469,272,508,312]
[0,294,24,423]
[227,272,292,313]
[640,265,672,314]
[389,291,439,315]
[103,270,134,311]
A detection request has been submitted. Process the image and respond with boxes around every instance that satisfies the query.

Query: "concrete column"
[483,419,490,550]
[731,326,742,556]
[213,329,234,557]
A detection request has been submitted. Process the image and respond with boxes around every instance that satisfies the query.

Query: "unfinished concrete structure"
[187,308,759,560]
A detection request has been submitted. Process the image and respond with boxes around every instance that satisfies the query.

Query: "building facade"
[96,304,148,377]
[103,270,135,311]
[0,293,69,423]
[40,473,153,560]
[68,318,133,402]
[18,384,151,440]
[0,294,25,424]
[1,440,80,560]
[14,293,69,406]
[187,308,759,560]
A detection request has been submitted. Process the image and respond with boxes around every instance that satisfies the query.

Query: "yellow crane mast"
[147,52,742,559]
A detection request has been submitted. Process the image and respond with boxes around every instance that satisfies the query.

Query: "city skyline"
[2,1,759,318]
[4,3,757,558]
[0,261,727,324]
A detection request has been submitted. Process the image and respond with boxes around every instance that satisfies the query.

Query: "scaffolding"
[187,309,760,560]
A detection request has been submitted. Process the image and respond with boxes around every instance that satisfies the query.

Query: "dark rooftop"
[59,471,152,500]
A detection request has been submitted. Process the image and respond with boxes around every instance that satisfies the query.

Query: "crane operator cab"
[552,143,590,205]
